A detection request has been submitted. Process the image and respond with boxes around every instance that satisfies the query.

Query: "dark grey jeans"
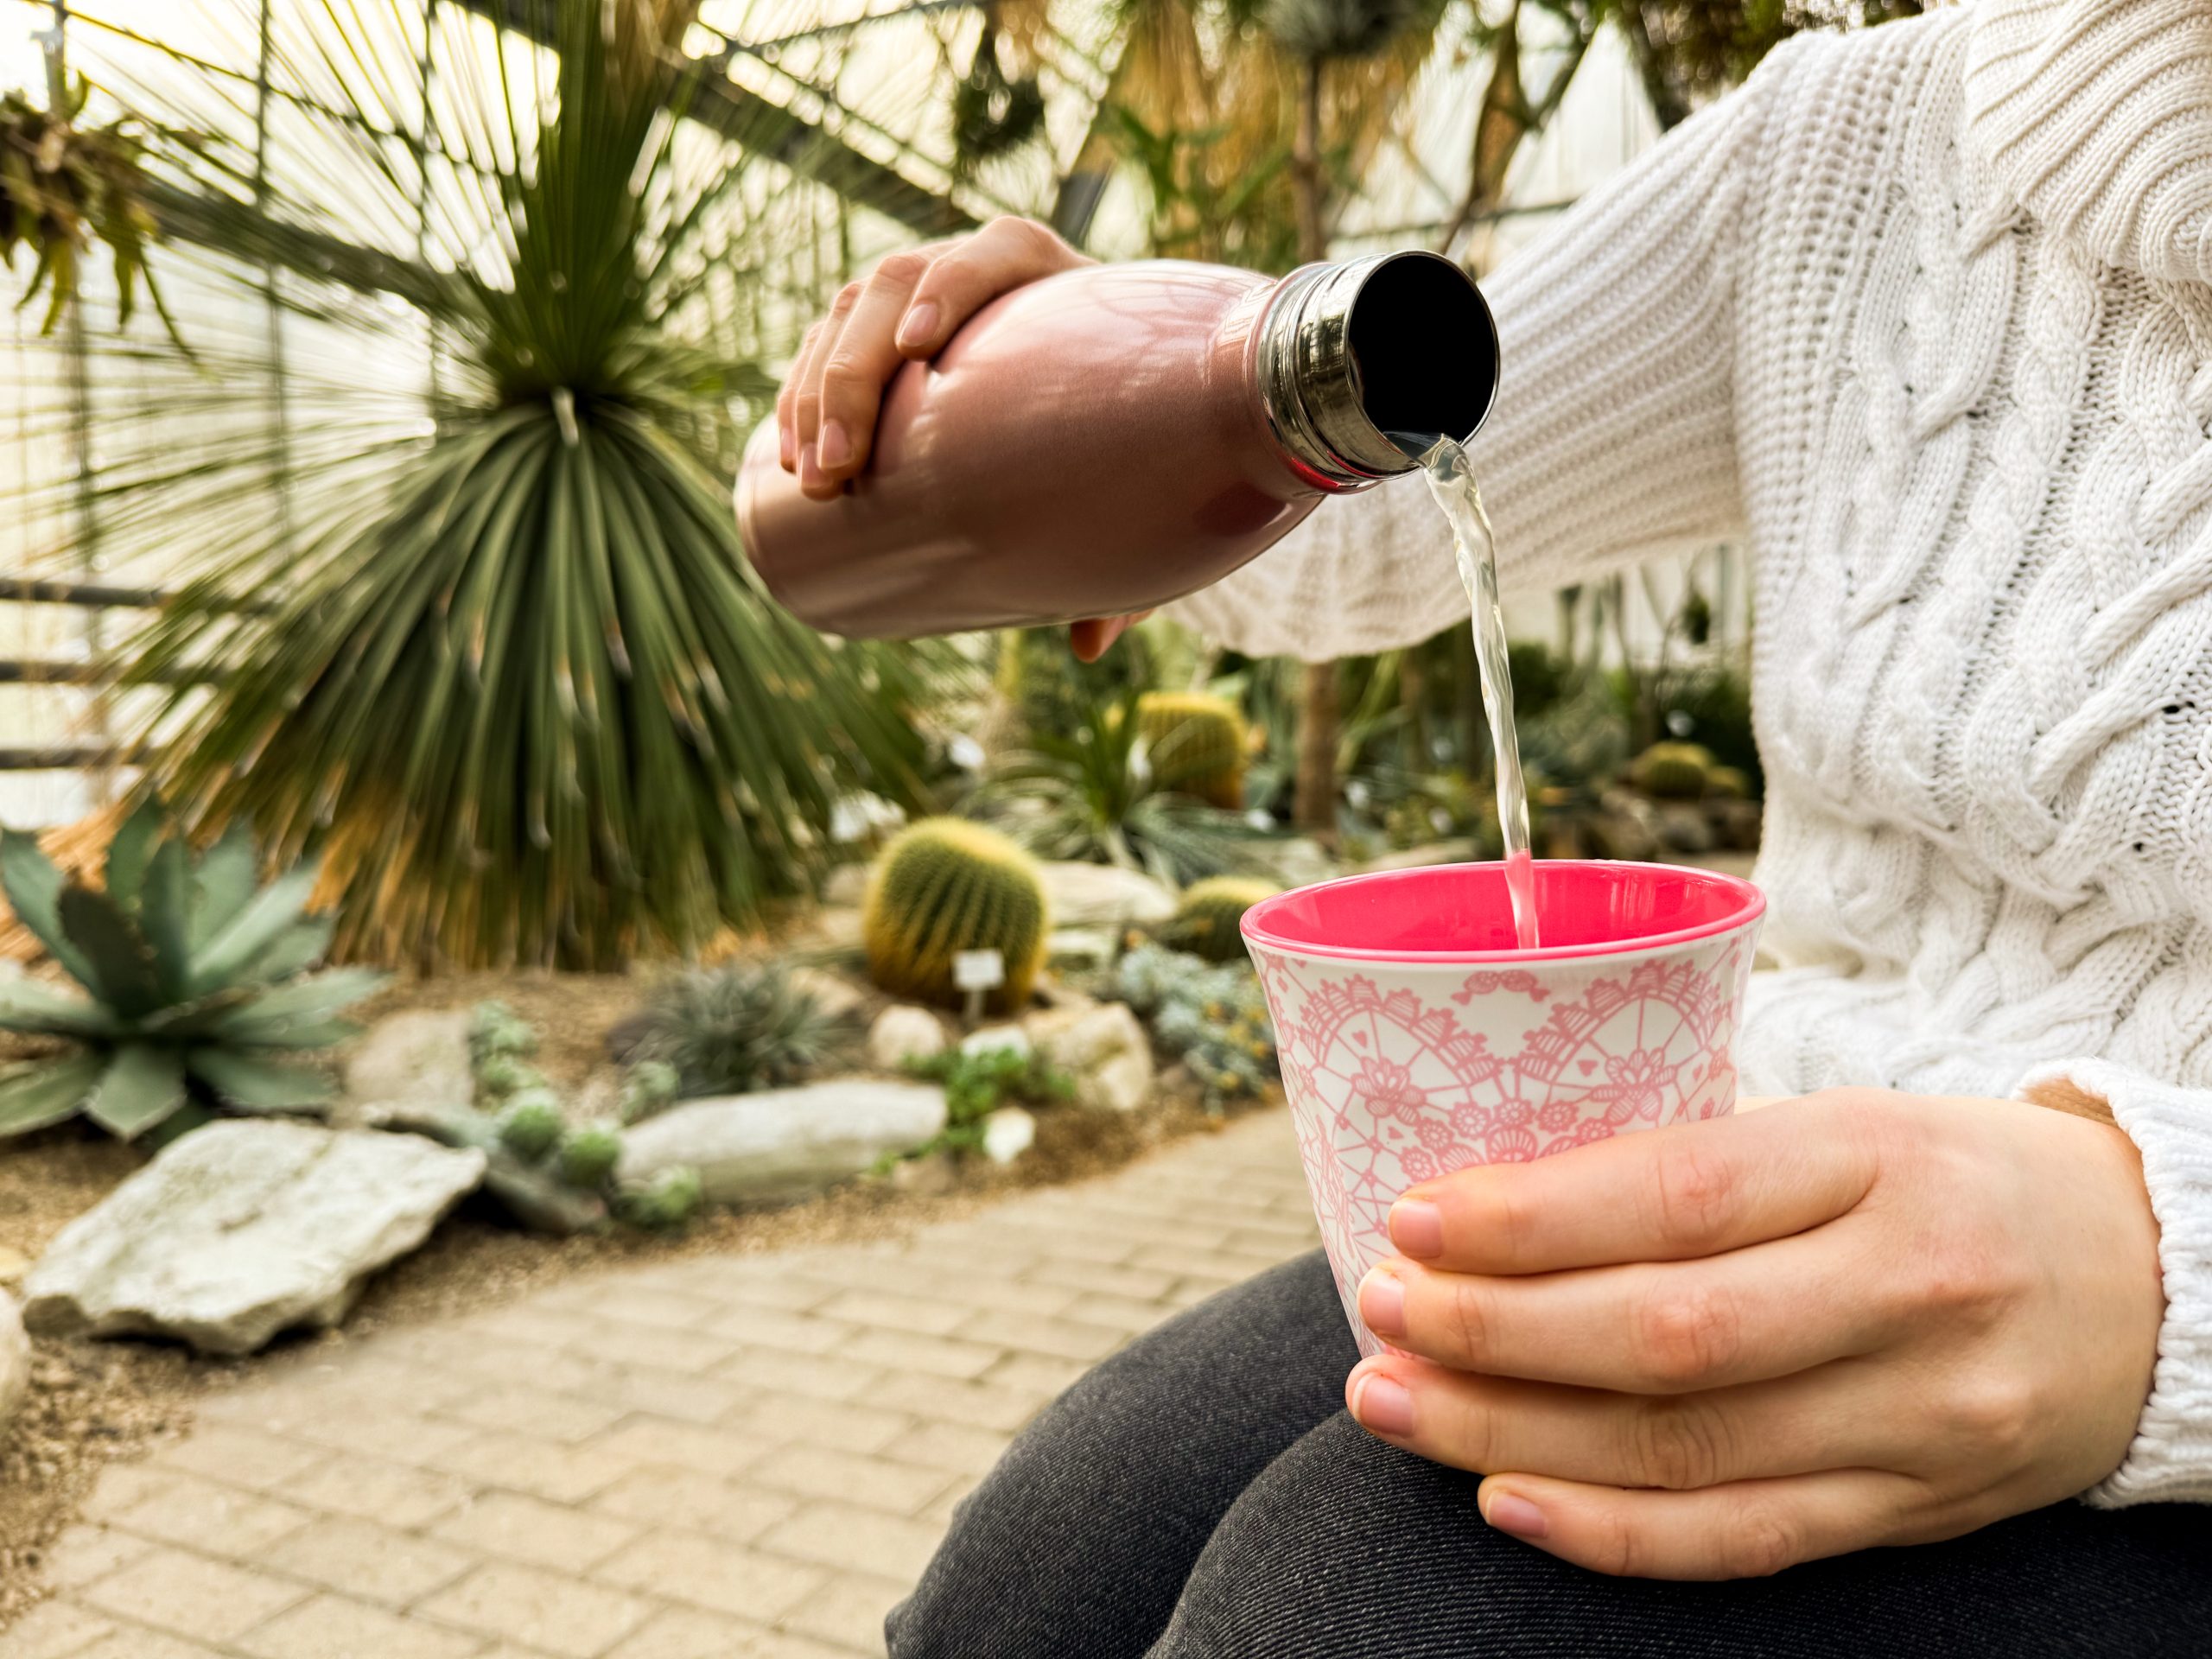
[887,1249,2212,1658]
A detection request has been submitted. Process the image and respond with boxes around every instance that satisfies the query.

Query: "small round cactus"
[1156,876,1278,963]
[469,1000,538,1063]
[618,1165,703,1231]
[556,1122,624,1190]
[496,1092,565,1160]
[1630,741,1716,801]
[474,1052,543,1097]
[619,1059,681,1124]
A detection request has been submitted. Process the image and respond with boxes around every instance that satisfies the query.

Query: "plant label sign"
[953,950,1006,992]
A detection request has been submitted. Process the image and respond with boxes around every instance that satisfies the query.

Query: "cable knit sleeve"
[2018,1059,2212,1506]
[1165,38,1814,664]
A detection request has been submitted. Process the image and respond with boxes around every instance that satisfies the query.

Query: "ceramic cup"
[1241,860,1765,1357]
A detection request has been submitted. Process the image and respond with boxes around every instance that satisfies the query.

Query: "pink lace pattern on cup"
[1256,937,1751,1349]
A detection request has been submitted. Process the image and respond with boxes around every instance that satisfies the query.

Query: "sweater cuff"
[2019,1058,2212,1506]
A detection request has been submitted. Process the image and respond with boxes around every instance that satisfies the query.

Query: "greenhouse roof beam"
[459,0,975,238]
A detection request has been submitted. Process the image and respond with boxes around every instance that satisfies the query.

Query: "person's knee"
[890,1250,1351,1658]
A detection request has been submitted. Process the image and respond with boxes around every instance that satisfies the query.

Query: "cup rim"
[1239,858,1765,965]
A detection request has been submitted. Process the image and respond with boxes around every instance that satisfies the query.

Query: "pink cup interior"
[1241,859,1764,963]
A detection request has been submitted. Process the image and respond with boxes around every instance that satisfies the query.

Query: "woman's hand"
[772,216,1141,658]
[776,215,1090,499]
[1344,1089,2164,1580]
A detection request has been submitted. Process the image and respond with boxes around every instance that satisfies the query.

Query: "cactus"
[616,1165,704,1231]
[474,1052,543,1098]
[1706,764,1753,802]
[556,1121,623,1189]
[1630,741,1716,801]
[1156,876,1278,963]
[495,1091,564,1160]
[619,1058,681,1124]
[863,818,1048,1014]
[469,1001,537,1065]
[1135,692,1248,809]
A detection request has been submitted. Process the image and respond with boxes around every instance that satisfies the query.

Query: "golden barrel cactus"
[1157,875,1280,963]
[863,819,1049,1014]
[1135,692,1249,810]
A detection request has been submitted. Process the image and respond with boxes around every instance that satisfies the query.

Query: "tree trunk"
[1290,55,1339,836]
[1611,2,1693,131]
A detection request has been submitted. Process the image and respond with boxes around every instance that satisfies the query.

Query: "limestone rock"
[0,1294,28,1433]
[1027,1002,1154,1112]
[23,1122,486,1356]
[822,863,871,908]
[982,1105,1036,1165]
[343,1009,475,1125]
[869,1004,947,1071]
[962,1024,1032,1061]
[617,1080,947,1206]
[1046,928,1118,974]
[1039,862,1175,928]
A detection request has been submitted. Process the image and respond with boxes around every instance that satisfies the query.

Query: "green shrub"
[864,819,1048,1014]
[625,963,854,1099]
[615,1165,704,1231]
[899,1043,1073,1157]
[1662,665,1761,795]
[0,800,383,1143]
[1156,876,1278,963]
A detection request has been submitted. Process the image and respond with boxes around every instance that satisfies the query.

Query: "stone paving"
[11,1109,1317,1659]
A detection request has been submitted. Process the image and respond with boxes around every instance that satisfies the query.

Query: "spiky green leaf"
[58,883,164,1019]
[204,968,386,1046]
[84,1043,188,1139]
[188,823,257,952]
[185,1048,334,1113]
[0,827,98,988]
[0,1052,105,1137]
[139,835,194,1002]
[0,977,121,1039]
[188,864,319,995]
[242,918,334,986]
[103,795,168,913]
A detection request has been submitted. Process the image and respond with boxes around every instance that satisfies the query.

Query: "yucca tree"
[78,0,945,969]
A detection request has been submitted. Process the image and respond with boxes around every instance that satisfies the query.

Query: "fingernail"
[818,419,851,470]
[896,302,938,349]
[1351,1373,1414,1437]
[1390,1199,1444,1259]
[1484,1491,1548,1540]
[1357,1268,1406,1339]
[798,442,821,491]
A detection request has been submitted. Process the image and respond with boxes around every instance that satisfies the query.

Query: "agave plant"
[624,961,856,1101]
[0,799,385,1141]
[982,690,1266,885]
[60,0,944,969]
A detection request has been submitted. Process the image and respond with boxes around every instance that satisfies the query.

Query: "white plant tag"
[953,949,1006,992]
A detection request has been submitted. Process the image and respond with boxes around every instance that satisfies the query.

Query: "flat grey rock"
[1039,862,1176,928]
[23,1122,486,1356]
[343,1009,475,1124]
[618,1080,947,1205]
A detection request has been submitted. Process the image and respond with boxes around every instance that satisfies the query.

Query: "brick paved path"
[13,1109,1317,1659]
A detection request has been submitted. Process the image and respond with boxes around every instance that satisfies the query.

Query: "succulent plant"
[1135,692,1249,810]
[618,1058,682,1124]
[1629,741,1717,801]
[1114,942,1277,1109]
[625,963,854,1099]
[1155,876,1279,963]
[1706,764,1753,802]
[469,1001,537,1065]
[0,799,384,1142]
[556,1122,624,1190]
[615,1165,704,1231]
[495,1092,564,1160]
[863,819,1048,1014]
[473,1052,543,1098]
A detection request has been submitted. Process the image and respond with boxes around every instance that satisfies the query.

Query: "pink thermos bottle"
[735,251,1500,638]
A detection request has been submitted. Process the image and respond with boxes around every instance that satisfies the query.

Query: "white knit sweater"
[1172,0,2212,1506]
